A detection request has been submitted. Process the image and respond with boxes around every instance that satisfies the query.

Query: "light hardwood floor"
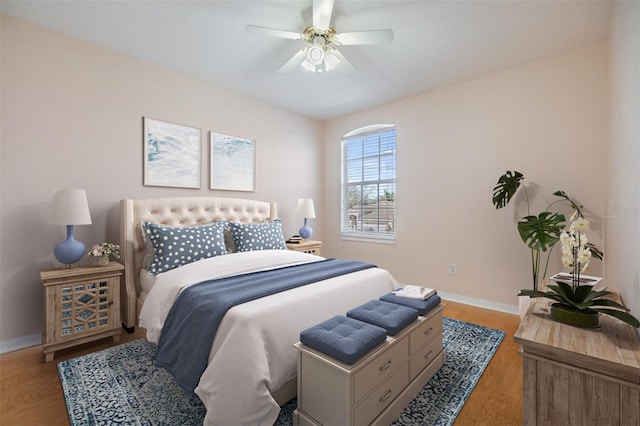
[0,300,522,425]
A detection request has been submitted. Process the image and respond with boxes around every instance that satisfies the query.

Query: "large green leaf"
[492,171,523,209]
[547,283,583,308]
[592,308,640,328]
[589,298,629,311]
[517,289,547,297]
[582,290,612,304]
[518,212,566,251]
[573,285,594,303]
[518,289,563,303]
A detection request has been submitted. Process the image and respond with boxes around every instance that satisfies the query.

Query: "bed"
[120,196,399,425]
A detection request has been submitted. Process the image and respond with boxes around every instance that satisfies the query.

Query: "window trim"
[341,232,396,244]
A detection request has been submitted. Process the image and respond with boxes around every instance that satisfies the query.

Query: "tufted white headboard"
[120,196,277,329]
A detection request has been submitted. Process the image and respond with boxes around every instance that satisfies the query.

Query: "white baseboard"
[438,291,519,316]
[0,333,41,354]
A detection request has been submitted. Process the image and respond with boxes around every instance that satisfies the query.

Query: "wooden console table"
[514,290,640,425]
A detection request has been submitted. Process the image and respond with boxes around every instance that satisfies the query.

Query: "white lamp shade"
[48,189,92,225]
[297,199,316,219]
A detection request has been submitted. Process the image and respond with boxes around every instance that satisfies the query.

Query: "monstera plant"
[492,171,602,291]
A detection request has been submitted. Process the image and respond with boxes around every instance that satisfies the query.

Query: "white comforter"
[139,250,398,426]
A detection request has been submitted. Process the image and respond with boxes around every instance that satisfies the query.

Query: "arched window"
[341,124,396,241]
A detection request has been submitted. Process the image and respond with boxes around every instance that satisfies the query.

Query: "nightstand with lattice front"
[40,263,124,362]
[286,240,322,256]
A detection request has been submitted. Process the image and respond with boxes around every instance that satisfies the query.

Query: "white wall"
[607,0,639,332]
[0,15,323,344]
[323,44,609,309]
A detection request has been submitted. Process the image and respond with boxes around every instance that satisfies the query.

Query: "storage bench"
[294,302,444,426]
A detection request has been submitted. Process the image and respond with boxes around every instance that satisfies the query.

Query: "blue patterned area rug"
[58,317,504,426]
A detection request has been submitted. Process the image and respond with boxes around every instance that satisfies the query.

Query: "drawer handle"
[424,350,433,360]
[379,389,393,402]
[424,327,433,335]
[379,360,392,371]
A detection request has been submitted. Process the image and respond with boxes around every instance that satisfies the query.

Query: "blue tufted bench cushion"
[299,315,387,364]
[347,300,418,335]
[379,293,442,316]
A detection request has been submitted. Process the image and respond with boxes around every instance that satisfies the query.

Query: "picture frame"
[143,117,201,188]
[210,132,256,192]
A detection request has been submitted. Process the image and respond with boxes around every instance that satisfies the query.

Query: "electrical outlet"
[449,263,457,275]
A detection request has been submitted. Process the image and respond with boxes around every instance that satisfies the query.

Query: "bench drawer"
[354,363,410,426]
[354,336,408,403]
[410,314,443,355]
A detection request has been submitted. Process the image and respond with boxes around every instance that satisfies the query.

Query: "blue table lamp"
[48,189,92,267]
[297,198,316,240]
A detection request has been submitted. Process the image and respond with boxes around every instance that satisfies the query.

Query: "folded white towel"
[392,285,436,300]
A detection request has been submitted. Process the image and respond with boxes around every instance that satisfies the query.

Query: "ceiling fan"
[246,0,394,74]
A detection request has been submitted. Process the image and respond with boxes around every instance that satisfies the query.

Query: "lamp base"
[299,218,313,240]
[54,225,86,265]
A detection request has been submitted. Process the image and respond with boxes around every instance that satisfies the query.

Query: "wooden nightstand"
[286,240,322,256]
[40,263,124,362]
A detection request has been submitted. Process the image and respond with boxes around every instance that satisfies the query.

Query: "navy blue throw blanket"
[155,258,376,393]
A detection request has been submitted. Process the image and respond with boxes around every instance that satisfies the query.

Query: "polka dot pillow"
[143,221,227,275]
[229,219,287,252]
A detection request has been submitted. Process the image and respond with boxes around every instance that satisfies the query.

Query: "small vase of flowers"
[518,213,639,328]
[87,242,120,266]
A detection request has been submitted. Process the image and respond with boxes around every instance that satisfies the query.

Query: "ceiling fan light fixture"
[301,59,318,72]
[323,49,340,71]
[306,36,326,65]
[247,1,393,76]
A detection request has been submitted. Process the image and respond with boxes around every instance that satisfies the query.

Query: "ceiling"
[1,0,613,121]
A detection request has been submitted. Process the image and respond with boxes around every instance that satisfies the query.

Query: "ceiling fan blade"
[330,48,355,74]
[278,48,308,73]
[313,0,334,30]
[246,25,302,40]
[335,29,394,45]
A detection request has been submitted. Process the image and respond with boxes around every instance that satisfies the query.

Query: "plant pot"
[96,256,110,266]
[550,303,599,328]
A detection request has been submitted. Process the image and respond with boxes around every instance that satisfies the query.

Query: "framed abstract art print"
[210,132,256,192]
[143,117,201,188]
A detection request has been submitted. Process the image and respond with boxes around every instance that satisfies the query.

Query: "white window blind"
[341,126,396,240]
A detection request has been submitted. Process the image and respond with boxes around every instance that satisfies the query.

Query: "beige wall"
[0,15,323,343]
[323,44,609,308]
[2,11,634,346]
[607,0,639,331]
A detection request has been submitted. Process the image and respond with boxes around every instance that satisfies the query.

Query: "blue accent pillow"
[143,222,227,275]
[347,300,418,335]
[300,316,387,364]
[228,219,287,252]
[379,293,442,316]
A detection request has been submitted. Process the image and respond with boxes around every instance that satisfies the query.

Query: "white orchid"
[559,215,594,285]
[570,217,590,232]
[577,249,591,271]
